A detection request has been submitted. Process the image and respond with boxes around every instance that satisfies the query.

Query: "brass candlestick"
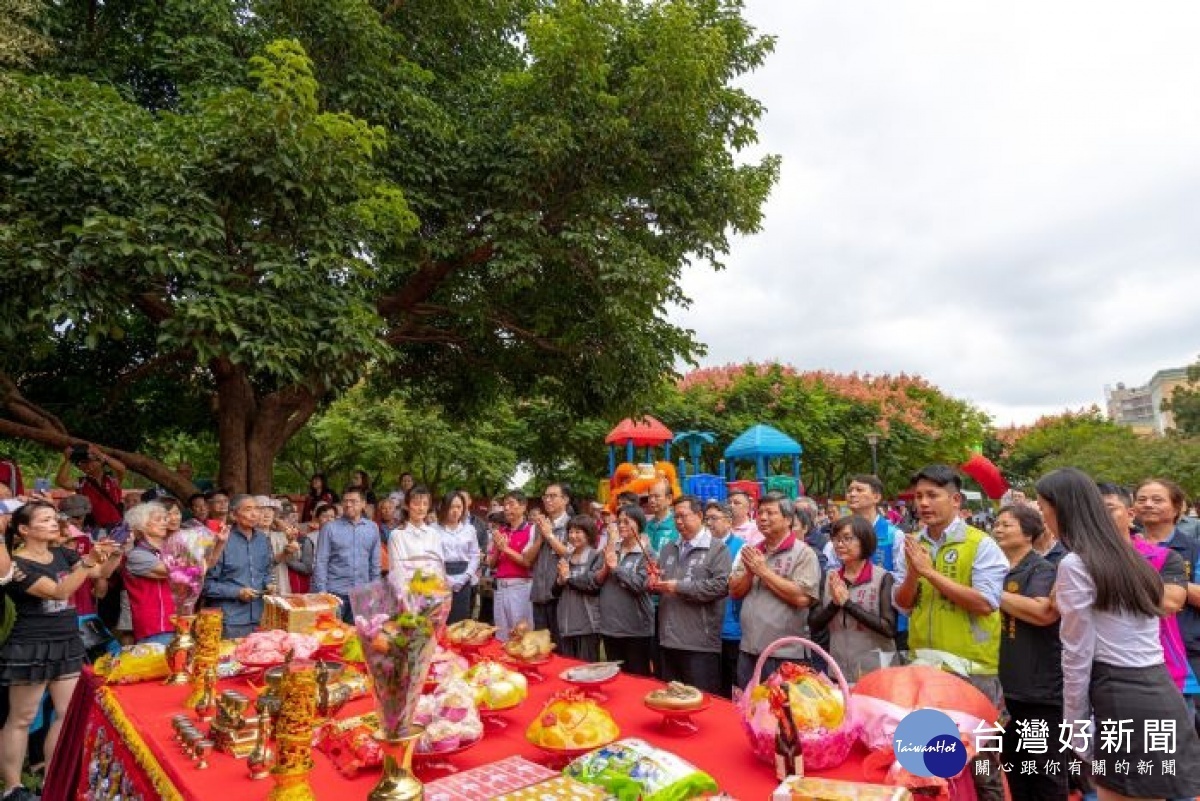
[368,726,425,801]
[194,666,218,722]
[248,708,275,779]
[165,615,197,685]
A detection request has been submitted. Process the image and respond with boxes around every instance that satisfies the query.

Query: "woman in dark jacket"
[553,516,605,661]
[596,505,654,677]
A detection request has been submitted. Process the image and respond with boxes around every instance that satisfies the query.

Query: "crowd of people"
[1,446,1200,801]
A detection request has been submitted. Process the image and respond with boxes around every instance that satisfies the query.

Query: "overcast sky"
[673,1,1200,426]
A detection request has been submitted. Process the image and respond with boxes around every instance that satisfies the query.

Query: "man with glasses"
[528,483,572,647]
[652,495,731,694]
[705,501,746,697]
[730,495,821,688]
[202,494,274,637]
[312,488,381,623]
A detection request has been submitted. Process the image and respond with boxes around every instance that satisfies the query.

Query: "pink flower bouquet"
[350,558,451,739]
[162,530,209,615]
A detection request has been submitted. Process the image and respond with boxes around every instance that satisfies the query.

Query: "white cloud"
[675,1,1200,423]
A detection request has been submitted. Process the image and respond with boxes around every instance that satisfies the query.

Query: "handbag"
[78,614,120,663]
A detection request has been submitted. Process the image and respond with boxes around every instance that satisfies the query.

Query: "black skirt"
[0,635,85,685]
[1089,660,1200,797]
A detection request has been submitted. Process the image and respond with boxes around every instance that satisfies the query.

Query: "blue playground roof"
[723,424,803,459]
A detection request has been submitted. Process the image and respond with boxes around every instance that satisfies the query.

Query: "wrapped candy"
[564,738,718,801]
[316,716,385,778]
[414,679,482,753]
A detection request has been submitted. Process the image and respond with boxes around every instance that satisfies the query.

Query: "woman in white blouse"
[387,486,441,569]
[436,491,481,623]
[1037,468,1200,801]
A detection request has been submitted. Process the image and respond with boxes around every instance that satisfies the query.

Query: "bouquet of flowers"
[350,558,451,739]
[162,529,210,616]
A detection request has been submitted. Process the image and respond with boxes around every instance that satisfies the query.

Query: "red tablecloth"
[51,649,892,800]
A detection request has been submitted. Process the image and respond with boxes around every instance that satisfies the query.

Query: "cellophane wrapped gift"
[350,558,451,739]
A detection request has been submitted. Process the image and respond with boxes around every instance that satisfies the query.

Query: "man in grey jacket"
[527,483,572,648]
[651,495,732,694]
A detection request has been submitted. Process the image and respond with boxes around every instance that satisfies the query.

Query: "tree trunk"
[213,359,254,493]
[211,361,321,495]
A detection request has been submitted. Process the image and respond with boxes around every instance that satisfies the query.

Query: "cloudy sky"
[673,1,1200,426]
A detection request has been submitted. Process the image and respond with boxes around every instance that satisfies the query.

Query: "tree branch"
[132,291,173,324]
[103,348,194,406]
[376,244,494,318]
[0,371,69,434]
[486,313,566,354]
[0,419,197,500]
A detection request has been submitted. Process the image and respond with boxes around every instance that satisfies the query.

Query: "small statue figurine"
[195,665,219,722]
[249,709,275,779]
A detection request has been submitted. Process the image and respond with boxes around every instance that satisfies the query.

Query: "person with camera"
[54,445,125,535]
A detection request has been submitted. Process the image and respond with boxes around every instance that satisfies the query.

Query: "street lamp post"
[867,432,879,475]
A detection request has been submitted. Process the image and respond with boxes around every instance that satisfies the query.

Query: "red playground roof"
[605,416,674,447]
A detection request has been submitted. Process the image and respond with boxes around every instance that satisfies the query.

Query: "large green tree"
[277,384,520,498]
[1162,356,1200,436]
[994,409,1200,496]
[0,0,778,496]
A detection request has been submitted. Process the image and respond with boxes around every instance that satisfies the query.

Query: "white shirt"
[388,523,442,568]
[1056,552,1163,742]
[437,522,482,589]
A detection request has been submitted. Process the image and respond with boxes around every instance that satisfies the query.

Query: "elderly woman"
[121,502,178,646]
[1,502,116,801]
[258,496,295,595]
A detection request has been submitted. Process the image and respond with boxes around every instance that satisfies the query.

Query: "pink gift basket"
[733,636,860,770]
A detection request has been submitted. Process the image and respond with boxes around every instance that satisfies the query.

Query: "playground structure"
[600,417,1011,508]
[601,417,804,508]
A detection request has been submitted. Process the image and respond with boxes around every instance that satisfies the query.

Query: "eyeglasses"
[704,514,728,522]
[831,535,858,544]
